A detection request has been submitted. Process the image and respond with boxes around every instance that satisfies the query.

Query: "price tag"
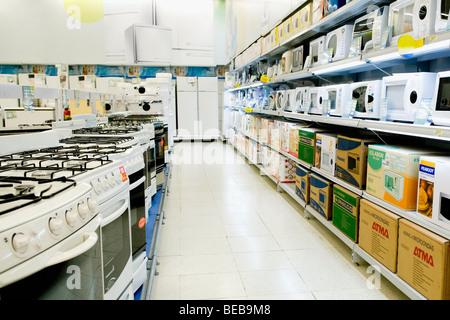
[349,37,362,57]
[322,100,330,116]
[342,99,357,119]
[260,74,270,83]
[380,26,391,49]
[414,98,433,125]
[304,55,312,70]
[234,83,240,88]
[379,98,388,121]
[323,48,333,64]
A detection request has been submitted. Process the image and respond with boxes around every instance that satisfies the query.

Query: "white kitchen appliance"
[309,36,327,67]
[431,71,450,126]
[435,0,450,33]
[282,49,294,74]
[69,75,96,90]
[389,0,416,46]
[284,89,297,112]
[125,83,166,115]
[96,77,125,94]
[268,92,277,110]
[350,80,382,119]
[295,87,311,113]
[317,133,338,175]
[319,83,351,116]
[381,72,438,122]
[351,6,390,53]
[276,90,287,110]
[0,75,19,109]
[308,87,323,115]
[413,0,437,38]
[325,24,353,62]
[18,73,46,87]
[292,45,305,72]
[176,76,219,140]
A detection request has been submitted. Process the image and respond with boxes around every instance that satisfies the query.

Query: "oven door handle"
[45,231,99,267]
[102,199,129,226]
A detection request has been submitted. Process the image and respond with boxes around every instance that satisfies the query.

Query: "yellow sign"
[398,34,424,58]
[260,74,270,83]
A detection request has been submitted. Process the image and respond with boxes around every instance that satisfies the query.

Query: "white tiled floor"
[150,141,409,300]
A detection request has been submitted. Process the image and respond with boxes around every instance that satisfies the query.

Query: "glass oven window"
[386,84,406,111]
[436,78,450,111]
[130,180,147,257]
[441,0,450,20]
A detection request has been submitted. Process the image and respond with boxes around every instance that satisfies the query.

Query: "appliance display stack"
[176,76,220,140]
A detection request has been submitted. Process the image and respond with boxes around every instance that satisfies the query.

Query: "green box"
[298,128,328,165]
[332,184,361,242]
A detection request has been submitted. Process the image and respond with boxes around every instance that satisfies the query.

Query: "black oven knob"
[142,102,151,111]
[105,103,111,111]
[138,86,146,94]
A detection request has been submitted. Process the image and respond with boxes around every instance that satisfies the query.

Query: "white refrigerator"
[176,76,219,140]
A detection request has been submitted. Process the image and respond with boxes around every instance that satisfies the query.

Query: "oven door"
[432,73,450,126]
[129,174,147,258]
[0,216,103,300]
[100,188,132,300]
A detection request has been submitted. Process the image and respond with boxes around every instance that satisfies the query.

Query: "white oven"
[325,24,353,62]
[319,83,350,116]
[381,72,438,122]
[292,45,305,72]
[431,71,450,126]
[413,0,437,38]
[295,87,311,113]
[309,36,327,67]
[389,0,416,46]
[350,80,382,119]
[352,6,389,53]
[308,87,323,115]
[435,0,450,33]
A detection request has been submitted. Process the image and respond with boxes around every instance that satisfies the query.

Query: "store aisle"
[150,141,409,300]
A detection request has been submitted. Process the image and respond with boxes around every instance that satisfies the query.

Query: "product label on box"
[332,186,359,242]
[418,160,435,219]
[299,130,316,165]
[310,175,332,219]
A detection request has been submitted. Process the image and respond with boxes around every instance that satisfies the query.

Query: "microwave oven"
[18,73,47,87]
[69,75,96,90]
[351,6,389,53]
[384,170,405,201]
[350,80,382,119]
[431,71,450,126]
[309,36,327,67]
[295,87,311,113]
[319,83,351,116]
[292,45,306,72]
[325,24,353,62]
[435,0,450,32]
[381,72,438,122]
[276,90,287,110]
[389,0,416,46]
[413,0,437,38]
[308,87,323,115]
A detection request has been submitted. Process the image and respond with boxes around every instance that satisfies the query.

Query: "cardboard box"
[291,9,301,35]
[260,118,273,144]
[295,165,311,204]
[332,185,361,242]
[281,122,295,153]
[359,199,401,273]
[366,145,441,211]
[417,156,450,230]
[299,3,312,31]
[397,219,450,300]
[276,156,296,183]
[336,135,377,189]
[298,127,329,166]
[309,173,333,219]
[288,125,305,158]
[316,133,338,174]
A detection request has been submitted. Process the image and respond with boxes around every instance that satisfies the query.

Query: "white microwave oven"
[384,170,405,201]
[350,80,382,119]
[320,83,351,116]
[308,87,323,115]
[435,0,450,33]
[292,45,305,72]
[381,72,438,122]
[69,75,96,90]
[18,73,47,87]
[431,71,450,126]
[325,24,353,62]
[276,90,287,110]
[309,36,327,67]
[413,0,437,38]
[389,0,416,46]
[295,87,311,113]
[352,6,389,53]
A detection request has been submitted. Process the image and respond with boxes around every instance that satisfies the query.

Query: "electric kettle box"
[332,185,361,242]
[336,135,377,189]
[295,165,311,204]
[397,219,450,300]
[309,173,333,220]
[366,145,443,211]
[298,128,329,166]
[359,199,401,273]
[416,156,450,230]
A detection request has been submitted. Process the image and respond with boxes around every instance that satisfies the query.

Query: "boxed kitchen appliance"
[397,219,450,300]
[416,156,450,230]
[316,133,338,175]
[366,145,442,210]
[310,173,333,219]
[296,165,311,204]
[359,199,402,273]
[332,185,361,242]
[298,127,329,166]
[336,135,377,189]
[289,124,307,158]
[276,156,296,182]
[281,122,296,153]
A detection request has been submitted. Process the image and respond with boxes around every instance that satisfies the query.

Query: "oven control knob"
[65,209,78,227]
[115,170,123,183]
[92,179,102,194]
[101,176,110,190]
[87,198,98,213]
[78,202,89,219]
[12,233,29,254]
[107,173,116,187]
[49,217,63,236]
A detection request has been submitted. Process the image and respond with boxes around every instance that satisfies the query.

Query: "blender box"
[298,127,329,166]
[336,135,377,189]
[309,173,333,220]
[295,165,311,204]
[316,133,338,174]
[359,199,401,273]
[366,145,442,211]
[332,185,361,242]
[416,156,450,230]
[397,219,450,300]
